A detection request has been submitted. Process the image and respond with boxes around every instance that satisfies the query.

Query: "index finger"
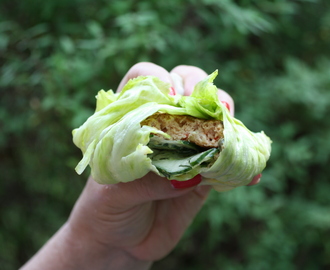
[116,62,172,92]
[170,65,235,116]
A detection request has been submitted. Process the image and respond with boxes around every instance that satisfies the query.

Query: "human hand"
[67,63,261,263]
[67,63,224,266]
[21,62,260,270]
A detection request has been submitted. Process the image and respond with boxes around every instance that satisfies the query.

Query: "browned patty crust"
[141,113,224,148]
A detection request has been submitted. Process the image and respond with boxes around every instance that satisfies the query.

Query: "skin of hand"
[20,63,260,270]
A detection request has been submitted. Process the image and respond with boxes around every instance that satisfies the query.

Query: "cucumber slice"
[150,148,219,178]
[148,136,201,153]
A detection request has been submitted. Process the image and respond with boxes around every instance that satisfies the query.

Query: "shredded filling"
[141,113,224,148]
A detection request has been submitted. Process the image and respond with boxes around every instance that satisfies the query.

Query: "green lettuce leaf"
[72,71,272,191]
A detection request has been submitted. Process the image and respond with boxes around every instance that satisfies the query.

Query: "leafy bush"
[1,0,330,269]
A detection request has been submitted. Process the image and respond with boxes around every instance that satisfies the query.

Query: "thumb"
[78,173,197,212]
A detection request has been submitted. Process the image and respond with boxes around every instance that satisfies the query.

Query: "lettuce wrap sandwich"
[72,70,271,192]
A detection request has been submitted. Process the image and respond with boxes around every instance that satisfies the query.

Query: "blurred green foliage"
[1,0,330,269]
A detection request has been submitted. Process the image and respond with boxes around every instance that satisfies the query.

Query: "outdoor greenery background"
[1,0,330,269]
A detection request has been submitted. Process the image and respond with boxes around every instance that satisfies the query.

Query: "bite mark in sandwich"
[141,113,225,179]
[141,113,224,148]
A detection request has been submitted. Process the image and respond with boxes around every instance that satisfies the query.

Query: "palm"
[71,175,210,262]
[127,190,208,261]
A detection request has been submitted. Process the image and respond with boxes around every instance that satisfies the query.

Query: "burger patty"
[141,113,224,148]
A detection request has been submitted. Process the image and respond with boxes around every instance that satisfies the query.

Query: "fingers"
[117,63,234,116]
[170,65,208,96]
[170,65,235,116]
[116,62,172,92]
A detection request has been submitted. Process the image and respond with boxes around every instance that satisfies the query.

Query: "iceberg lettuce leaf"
[72,71,272,191]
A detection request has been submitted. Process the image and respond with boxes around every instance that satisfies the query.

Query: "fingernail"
[247,174,262,186]
[254,174,262,182]
[169,86,176,96]
[170,175,202,189]
[221,101,230,111]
